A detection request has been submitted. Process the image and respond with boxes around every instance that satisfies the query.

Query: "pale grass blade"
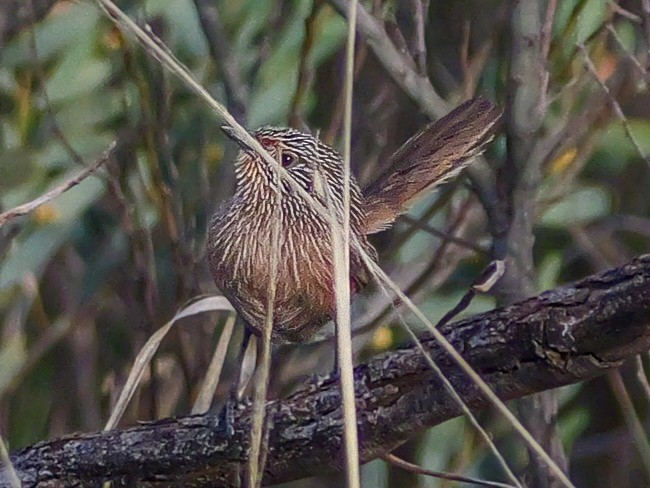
[191,313,236,415]
[104,295,234,431]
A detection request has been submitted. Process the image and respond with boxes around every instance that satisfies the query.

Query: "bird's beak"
[221,125,255,153]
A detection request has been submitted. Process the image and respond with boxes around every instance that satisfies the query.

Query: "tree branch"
[328,0,448,119]
[4,255,650,487]
[501,2,567,485]
[192,0,248,124]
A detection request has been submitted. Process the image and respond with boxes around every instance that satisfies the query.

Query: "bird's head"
[221,125,347,204]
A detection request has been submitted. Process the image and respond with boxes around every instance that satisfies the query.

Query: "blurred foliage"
[1,0,650,487]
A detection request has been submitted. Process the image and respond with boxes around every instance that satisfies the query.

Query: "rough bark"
[4,255,650,487]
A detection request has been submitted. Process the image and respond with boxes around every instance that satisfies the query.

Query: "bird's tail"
[361,97,501,235]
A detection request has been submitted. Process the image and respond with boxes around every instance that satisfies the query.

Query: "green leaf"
[1,3,99,69]
[541,186,611,227]
[574,0,608,45]
[47,45,111,105]
[538,252,563,292]
[596,118,650,170]
[0,176,105,291]
[0,332,26,394]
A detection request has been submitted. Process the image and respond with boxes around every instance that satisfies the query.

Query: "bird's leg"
[223,325,257,437]
[332,325,339,377]
[237,332,258,399]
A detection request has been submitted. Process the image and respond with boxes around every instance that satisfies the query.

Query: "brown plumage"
[207,98,501,344]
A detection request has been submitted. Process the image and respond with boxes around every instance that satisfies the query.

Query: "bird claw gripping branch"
[208,98,502,344]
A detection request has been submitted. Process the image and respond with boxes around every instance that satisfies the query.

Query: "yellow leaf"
[205,143,225,168]
[32,204,60,224]
[549,147,578,175]
[371,325,394,351]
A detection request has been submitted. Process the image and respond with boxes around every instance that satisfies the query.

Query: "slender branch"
[328,0,448,119]
[607,369,650,481]
[500,2,569,486]
[192,0,248,123]
[382,453,516,488]
[5,255,650,487]
[578,42,650,172]
[410,0,428,76]
[0,141,119,228]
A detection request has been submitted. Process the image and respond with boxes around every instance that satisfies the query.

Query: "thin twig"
[0,141,116,228]
[460,21,472,94]
[605,23,647,75]
[328,0,448,118]
[358,249,576,488]
[356,201,477,336]
[192,0,247,122]
[382,453,517,488]
[539,0,557,111]
[399,214,487,254]
[323,41,368,145]
[289,1,320,127]
[372,261,522,488]
[634,355,650,406]
[578,43,650,171]
[608,1,642,23]
[355,198,480,338]
[410,0,428,76]
[641,0,650,57]
[608,369,650,481]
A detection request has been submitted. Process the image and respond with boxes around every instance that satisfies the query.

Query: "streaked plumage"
[208,98,501,344]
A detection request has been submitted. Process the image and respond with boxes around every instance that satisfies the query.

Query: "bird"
[207,97,501,345]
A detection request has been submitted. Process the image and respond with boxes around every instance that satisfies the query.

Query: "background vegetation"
[1,0,650,486]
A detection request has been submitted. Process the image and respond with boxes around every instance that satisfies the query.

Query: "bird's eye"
[281,152,298,168]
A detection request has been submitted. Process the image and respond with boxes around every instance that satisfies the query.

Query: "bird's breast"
[207,199,375,343]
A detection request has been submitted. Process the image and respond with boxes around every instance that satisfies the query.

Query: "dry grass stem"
[0,434,20,488]
[191,313,236,415]
[0,141,116,228]
[359,250,575,488]
[104,296,234,431]
[371,262,522,488]
[333,1,362,486]
[382,453,517,488]
[247,198,281,488]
